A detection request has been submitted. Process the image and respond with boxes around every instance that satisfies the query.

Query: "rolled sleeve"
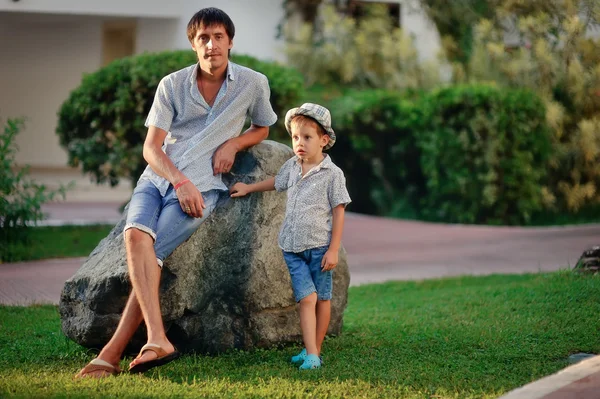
[275,158,294,192]
[329,169,352,208]
[145,77,175,132]
[248,74,277,127]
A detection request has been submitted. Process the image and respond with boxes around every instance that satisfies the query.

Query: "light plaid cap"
[284,103,336,150]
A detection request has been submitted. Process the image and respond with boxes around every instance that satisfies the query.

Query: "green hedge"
[327,85,552,225]
[56,51,304,187]
[328,89,426,216]
[419,85,552,225]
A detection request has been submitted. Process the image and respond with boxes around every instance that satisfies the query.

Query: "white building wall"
[0,0,184,18]
[0,12,103,167]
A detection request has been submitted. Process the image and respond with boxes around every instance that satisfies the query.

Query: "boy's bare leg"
[315,299,331,355]
[299,293,319,355]
[125,229,176,368]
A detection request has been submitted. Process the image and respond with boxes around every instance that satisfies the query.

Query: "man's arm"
[213,124,269,175]
[143,125,206,218]
[321,204,346,271]
[143,126,186,185]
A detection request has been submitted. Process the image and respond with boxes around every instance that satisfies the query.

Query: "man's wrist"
[174,179,190,190]
[227,137,242,152]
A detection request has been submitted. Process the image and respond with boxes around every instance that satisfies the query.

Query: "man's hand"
[321,248,339,271]
[230,183,251,198]
[213,140,239,175]
[176,181,206,218]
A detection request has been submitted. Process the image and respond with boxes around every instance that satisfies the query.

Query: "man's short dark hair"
[187,7,235,43]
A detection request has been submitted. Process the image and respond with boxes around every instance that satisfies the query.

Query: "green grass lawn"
[1,225,113,263]
[1,271,599,398]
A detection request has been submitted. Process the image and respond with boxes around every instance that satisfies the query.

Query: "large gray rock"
[59,140,350,354]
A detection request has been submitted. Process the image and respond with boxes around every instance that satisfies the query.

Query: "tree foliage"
[433,0,600,212]
[284,3,440,90]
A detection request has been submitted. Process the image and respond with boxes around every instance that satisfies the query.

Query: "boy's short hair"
[187,7,236,43]
[289,115,327,138]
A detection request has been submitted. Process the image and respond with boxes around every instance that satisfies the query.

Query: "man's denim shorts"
[282,246,333,302]
[123,179,222,267]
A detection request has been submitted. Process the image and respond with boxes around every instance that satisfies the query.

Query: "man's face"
[191,23,233,70]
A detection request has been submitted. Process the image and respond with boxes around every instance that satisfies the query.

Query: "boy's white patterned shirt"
[139,61,277,196]
[274,155,351,253]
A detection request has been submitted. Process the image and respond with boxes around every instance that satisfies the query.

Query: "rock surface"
[574,246,600,274]
[59,140,351,354]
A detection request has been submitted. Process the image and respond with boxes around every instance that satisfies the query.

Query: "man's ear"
[228,39,234,50]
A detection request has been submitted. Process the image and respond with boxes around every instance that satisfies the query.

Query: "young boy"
[230,103,351,370]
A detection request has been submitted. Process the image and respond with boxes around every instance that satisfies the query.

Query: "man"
[76,7,277,378]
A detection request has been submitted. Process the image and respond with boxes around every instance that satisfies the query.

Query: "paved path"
[2,202,599,305]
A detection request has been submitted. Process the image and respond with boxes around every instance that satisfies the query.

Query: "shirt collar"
[294,154,332,173]
[190,62,235,106]
[190,61,235,85]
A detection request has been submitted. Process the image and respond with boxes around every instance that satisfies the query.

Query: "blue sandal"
[299,354,321,370]
[291,348,324,366]
[291,348,307,365]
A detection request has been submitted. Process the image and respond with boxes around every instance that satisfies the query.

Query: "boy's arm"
[213,124,269,175]
[321,204,346,271]
[230,177,275,197]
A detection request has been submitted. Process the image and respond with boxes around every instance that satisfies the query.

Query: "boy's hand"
[321,249,338,271]
[230,183,250,198]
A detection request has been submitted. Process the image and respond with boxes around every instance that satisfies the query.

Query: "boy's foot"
[291,348,324,366]
[291,348,307,365]
[299,354,321,370]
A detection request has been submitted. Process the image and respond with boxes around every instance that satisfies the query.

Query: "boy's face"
[191,23,233,71]
[291,123,329,163]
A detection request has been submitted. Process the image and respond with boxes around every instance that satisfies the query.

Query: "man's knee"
[124,227,154,249]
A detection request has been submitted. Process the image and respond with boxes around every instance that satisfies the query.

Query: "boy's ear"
[321,134,330,149]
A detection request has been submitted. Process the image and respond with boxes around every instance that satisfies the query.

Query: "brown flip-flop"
[75,358,121,379]
[129,343,181,374]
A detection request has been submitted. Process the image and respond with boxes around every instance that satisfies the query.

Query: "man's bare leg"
[125,228,175,368]
[75,290,144,377]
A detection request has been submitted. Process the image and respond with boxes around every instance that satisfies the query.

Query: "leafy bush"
[326,85,552,225]
[453,0,600,213]
[1,118,68,261]
[56,51,305,187]
[418,85,552,225]
[327,89,426,216]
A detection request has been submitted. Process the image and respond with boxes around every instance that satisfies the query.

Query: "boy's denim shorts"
[283,246,333,302]
[123,179,222,267]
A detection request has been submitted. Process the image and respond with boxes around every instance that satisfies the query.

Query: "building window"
[102,20,136,66]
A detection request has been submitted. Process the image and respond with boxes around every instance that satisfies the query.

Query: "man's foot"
[129,343,180,374]
[75,358,121,379]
